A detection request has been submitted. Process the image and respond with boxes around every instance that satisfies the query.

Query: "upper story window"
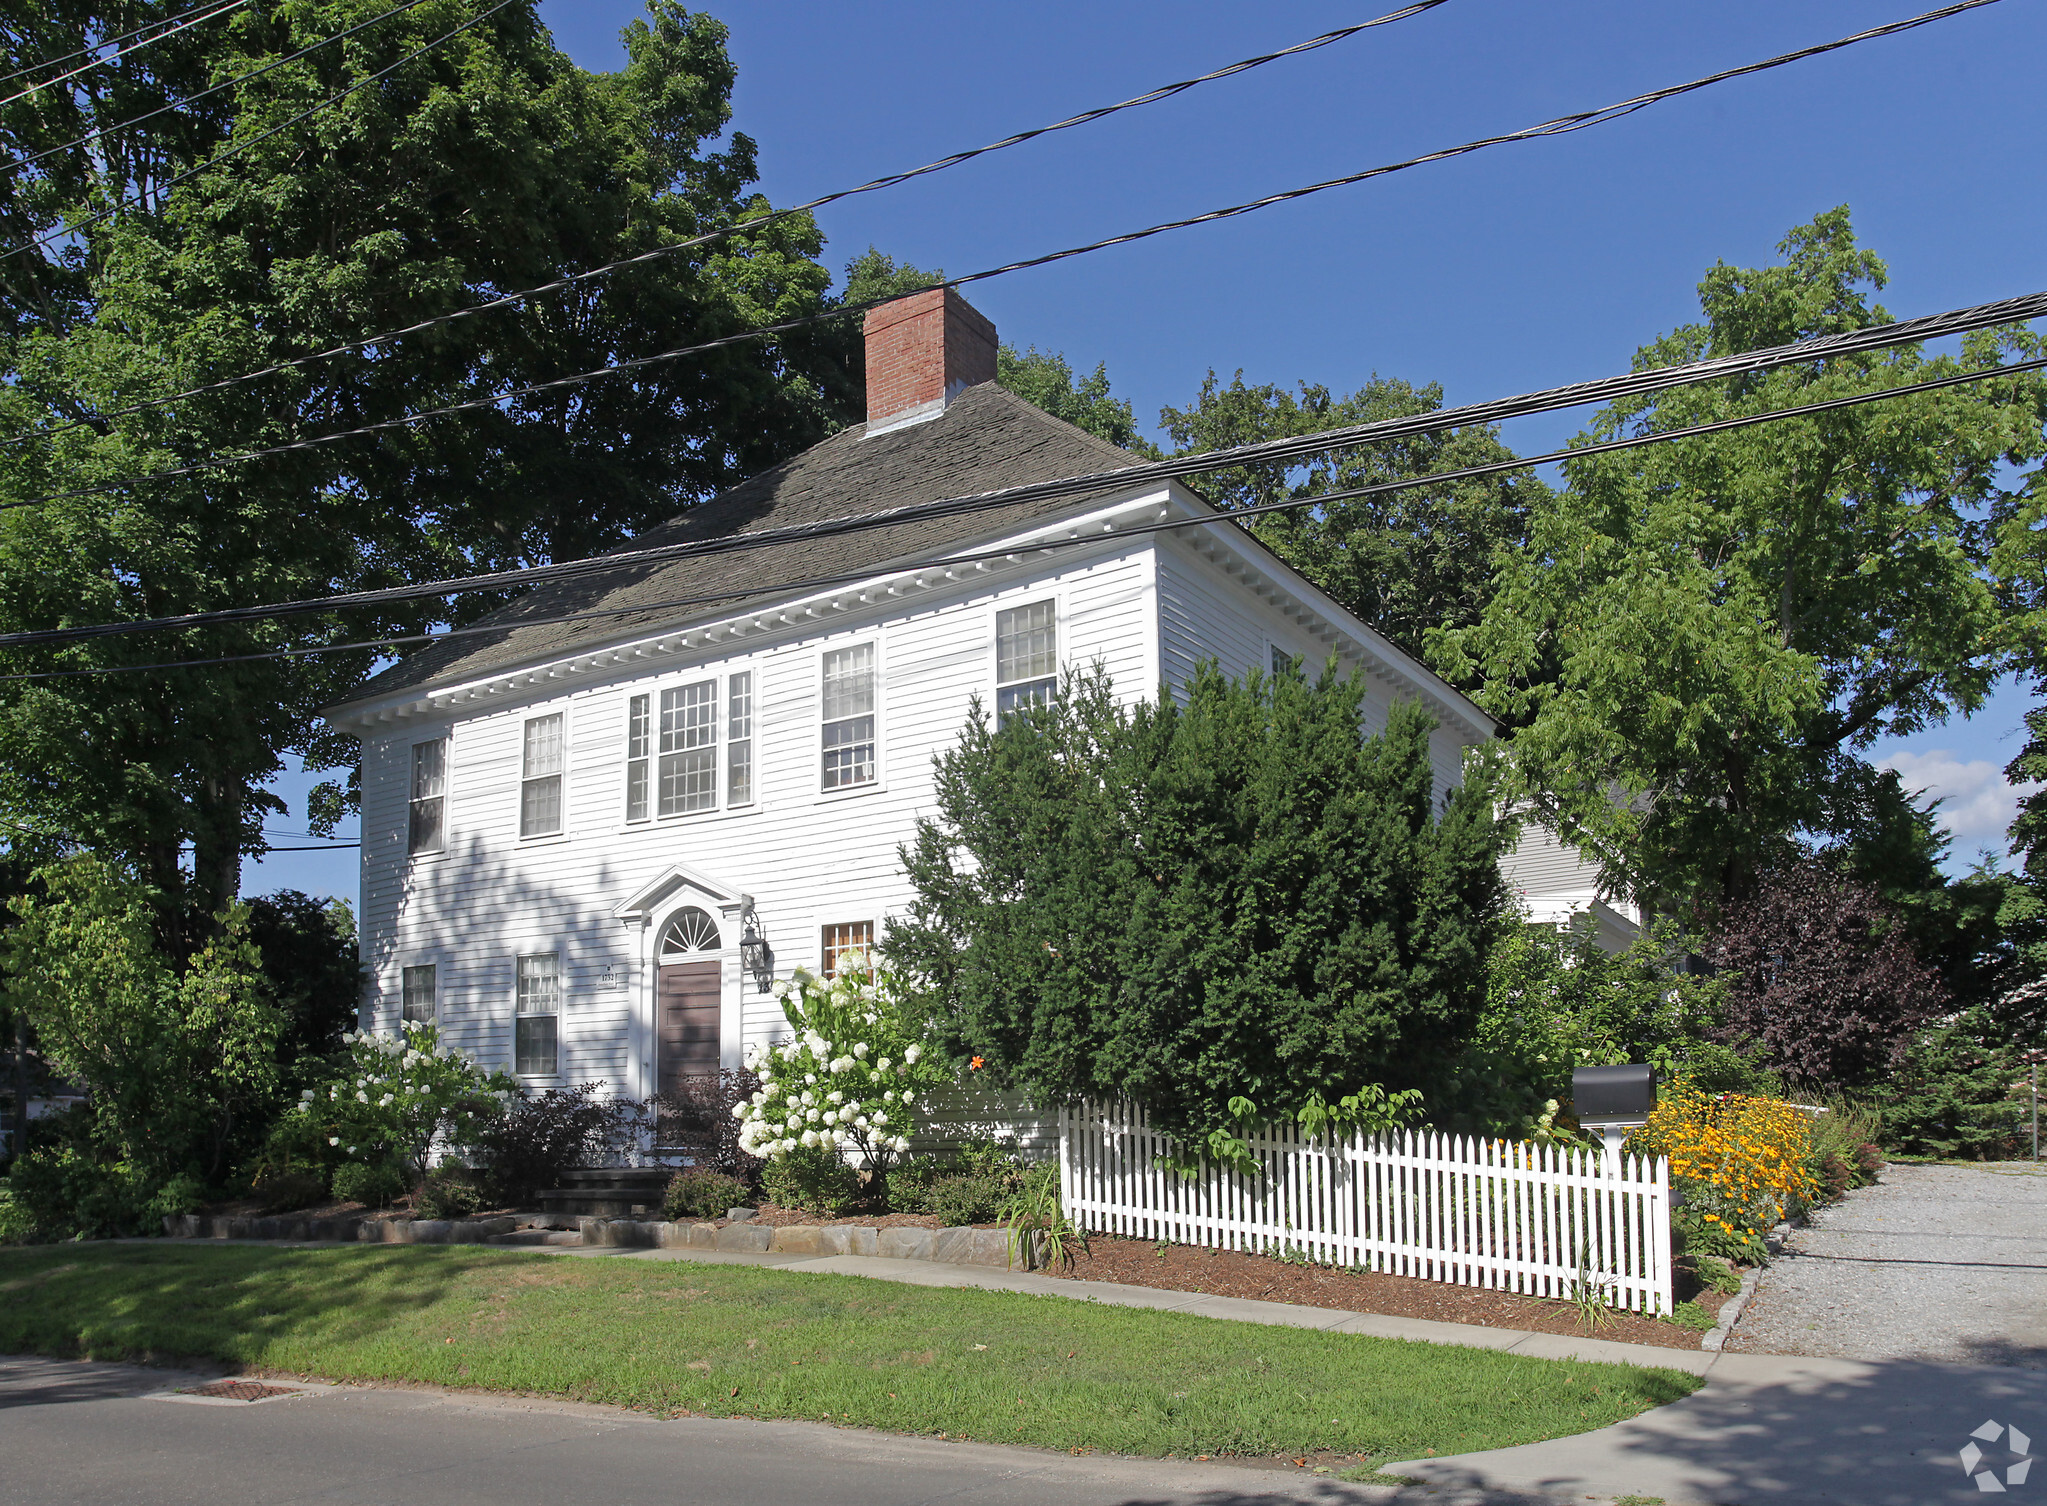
[408,737,447,854]
[659,680,718,816]
[520,714,565,838]
[996,600,1057,725]
[401,963,437,1023]
[625,694,651,822]
[821,644,876,790]
[1271,644,1301,679]
[727,672,754,806]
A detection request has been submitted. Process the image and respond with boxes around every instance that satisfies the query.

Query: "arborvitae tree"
[885,662,1509,1155]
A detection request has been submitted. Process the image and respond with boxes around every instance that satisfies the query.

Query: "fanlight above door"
[659,906,720,957]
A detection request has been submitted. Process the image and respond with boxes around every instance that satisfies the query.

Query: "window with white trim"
[995,601,1057,726]
[514,952,559,1075]
[625,694,651,822]
[727,671,754,805]
[408,738,446,854]
[401,963,437,1023]
[822,920,874,979]
[1271,644,1301,679]
[821,644,876,790]
[658,680,718,816]
[520,714,565,838]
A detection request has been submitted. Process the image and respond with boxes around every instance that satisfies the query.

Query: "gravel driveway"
[1729,1160,2047,1366]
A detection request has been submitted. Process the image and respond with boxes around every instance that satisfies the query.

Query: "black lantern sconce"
[739,897,774,994]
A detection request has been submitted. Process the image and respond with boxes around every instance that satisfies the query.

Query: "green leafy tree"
[0,3,851,937]
[242,890,360,1083]
[3,855,280,1184]
[885,662,1509,1159]
[1436,209,2046,915]
[1159,372,1546,664]
[998,344,1153,454]
[1436,919,1728,1137]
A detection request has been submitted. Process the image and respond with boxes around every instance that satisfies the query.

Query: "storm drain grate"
[180,1380,300,1402]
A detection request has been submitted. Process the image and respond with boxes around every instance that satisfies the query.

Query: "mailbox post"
[1572,1064,1657,1175]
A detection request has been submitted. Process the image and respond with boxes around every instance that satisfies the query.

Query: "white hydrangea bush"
[298,1021,516,1182]
[736,960,951,1177]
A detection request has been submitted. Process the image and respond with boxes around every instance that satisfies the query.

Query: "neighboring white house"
[323,288,1622,1117]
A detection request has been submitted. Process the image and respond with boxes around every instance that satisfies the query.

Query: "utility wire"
[6,350,2039,681]
[0,0,1454,451]
[8,282,2041,644]
[0,0,431,173]
[7,0,2000,503]
[0,0,249,86]
[2,0,513,263]
[0,0,250,110]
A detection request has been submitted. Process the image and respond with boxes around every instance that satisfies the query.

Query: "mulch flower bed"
[1039,1234,1731,1351]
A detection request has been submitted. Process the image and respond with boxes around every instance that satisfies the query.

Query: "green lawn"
[0,1244,1697,1460]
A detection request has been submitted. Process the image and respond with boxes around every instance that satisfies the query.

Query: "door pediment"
[613,863,749,924]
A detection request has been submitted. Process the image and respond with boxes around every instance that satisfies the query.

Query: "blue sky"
[245,0,2046,898]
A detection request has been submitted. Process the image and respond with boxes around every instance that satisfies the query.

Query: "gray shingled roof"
[340,383,1144,706]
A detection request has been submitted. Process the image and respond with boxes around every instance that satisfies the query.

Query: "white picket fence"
[1059,1100,1672,1314]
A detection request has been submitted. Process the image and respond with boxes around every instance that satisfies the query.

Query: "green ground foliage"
[0,1244,1698,1460]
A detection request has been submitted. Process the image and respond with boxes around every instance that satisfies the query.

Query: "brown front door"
[656,961,722,1099]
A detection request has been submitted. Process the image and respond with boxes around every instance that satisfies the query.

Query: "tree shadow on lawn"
[0,1242,512,1378]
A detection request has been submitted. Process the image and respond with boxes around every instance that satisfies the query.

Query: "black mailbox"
[1572,1064,1656,1127]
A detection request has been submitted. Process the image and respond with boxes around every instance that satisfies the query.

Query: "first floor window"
[821,920,874,980]
[625,694,651,821]
[821,644,876,789]
[520,714,565,838]
[996,601,1057,725]
[409,737,447,854]
[658,679,718,815]
[515,952,559,1075]
[401,964,436,1023]
[727,671,754,805]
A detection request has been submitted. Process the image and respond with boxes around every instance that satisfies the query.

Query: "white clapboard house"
[324,289,1621,1125]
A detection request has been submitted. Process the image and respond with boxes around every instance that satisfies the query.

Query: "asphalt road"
[0,1355,1558,1506]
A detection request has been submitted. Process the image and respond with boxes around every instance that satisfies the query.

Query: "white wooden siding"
[360,543,1154,1099]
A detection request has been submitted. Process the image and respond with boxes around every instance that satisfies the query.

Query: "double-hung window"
[658,680,718,816]
[401,964,437,1023]
[995,601,1058,725]
[1271,644,1301,679]
[821,644,876,790]
[514,953,559,1075]
[408,738,447,854]
[727,672,754,805]
[625,694,651,822]
[520,714,565,838]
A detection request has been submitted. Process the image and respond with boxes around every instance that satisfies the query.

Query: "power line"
[2,0,515,263]
[6,350,2039,682]
[0,0,249,87]
[0,0,432,174]
[0,0,250,110]
[5,0,1999,505]
[0,0,1454,452]
[8,283,2040,646]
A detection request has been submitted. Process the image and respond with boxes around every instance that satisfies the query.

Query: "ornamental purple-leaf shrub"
[1706,860,1946,1090]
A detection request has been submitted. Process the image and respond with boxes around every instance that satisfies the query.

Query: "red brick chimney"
[863,287,997,434]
